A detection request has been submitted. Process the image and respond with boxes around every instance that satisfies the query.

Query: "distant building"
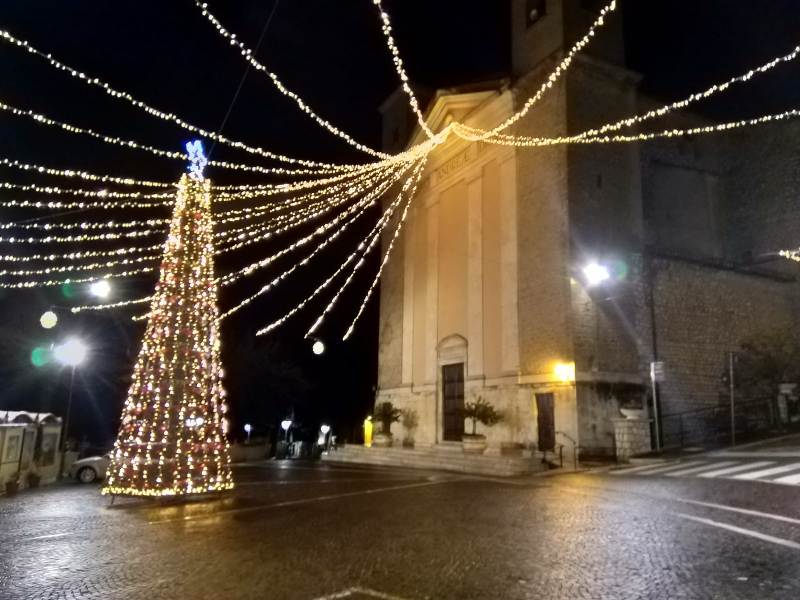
[0,411,63,491]
[376,0,800,461]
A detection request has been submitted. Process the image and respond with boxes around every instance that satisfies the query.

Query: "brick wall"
[722,120,800,272]
[650,257,800,415]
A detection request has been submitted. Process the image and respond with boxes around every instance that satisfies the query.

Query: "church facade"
[374,0,800,461]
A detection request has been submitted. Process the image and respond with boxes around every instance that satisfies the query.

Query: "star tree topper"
[186,139,208,181]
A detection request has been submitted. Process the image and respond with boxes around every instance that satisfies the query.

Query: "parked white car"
[69,453,111,484]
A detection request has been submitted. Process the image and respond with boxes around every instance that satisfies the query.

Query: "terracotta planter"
[462,434,487,455]
[372,432,393,448]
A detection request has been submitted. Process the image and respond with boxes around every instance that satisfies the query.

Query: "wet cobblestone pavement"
[1,461,799,599]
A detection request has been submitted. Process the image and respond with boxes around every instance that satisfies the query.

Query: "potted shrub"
[462,397,502,454]
[372,402,401,447]
[5,473,20,496]
[400,408,418,448]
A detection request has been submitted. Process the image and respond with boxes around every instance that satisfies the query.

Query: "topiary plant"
[400,408,418,432]
[400,408,419,447]
[373,401,401,435]
[462,396,502,436]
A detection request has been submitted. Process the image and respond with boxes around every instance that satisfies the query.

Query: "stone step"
[321,444,548,477]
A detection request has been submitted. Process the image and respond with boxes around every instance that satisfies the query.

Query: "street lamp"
[311,339,325,355]
[89,279,111,299]
[280,418,292,440]
[54,337,88,477]
[318,424,332,450]
[244,423,252,443]
[554,361,576,383]
[582,262,611,287]
[54,338,88,367]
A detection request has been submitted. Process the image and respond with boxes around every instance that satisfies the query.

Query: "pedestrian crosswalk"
[611,459,800,486]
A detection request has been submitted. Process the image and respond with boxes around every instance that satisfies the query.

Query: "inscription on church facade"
[434,142,488,183]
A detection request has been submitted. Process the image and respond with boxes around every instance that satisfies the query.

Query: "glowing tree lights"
[780,248,800,263]
[103,142,233,498]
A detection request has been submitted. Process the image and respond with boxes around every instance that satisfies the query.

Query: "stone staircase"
[320,443,548,477]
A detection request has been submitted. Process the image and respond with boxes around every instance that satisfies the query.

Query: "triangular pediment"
[408,83,507,148]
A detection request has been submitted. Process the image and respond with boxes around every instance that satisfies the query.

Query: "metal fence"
[659,397,778,449]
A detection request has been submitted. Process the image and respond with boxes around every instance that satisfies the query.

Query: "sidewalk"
[706,432,800,458]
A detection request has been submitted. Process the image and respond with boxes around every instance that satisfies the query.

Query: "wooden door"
[536,393,556,452]
[442,363,465,441]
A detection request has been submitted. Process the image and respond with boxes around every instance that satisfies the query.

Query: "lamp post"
[244,423,253,443]
[280,418,293,459]
[54,338,88,477]
[319,424,331,451]
[280,419,292,441]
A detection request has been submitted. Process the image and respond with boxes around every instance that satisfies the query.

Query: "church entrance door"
[442,363,465,441]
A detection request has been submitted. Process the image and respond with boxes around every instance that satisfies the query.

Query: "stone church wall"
[376,204,407,391]
[513,57,575,378]
[722,120,800,273]
[650,257,800,416]
[376,382,542,453]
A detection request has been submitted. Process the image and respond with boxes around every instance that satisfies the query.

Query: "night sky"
[1,0,799,449]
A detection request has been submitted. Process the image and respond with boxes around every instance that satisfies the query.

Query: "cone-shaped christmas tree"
[103,150,233,497]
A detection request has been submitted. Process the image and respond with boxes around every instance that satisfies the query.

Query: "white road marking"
[635,461,706,475]
[665,462,736,477]
[675,513,800,550]
[732,463,800,481]
[772,471,800,485]
[237,477,417,486]
[148,479,450,525]
[697,461,774,478]
[312,586,412,600]
[241,463,422,476]
[612,462,679,475]
[676,498,800,526]
[28,532,71,541]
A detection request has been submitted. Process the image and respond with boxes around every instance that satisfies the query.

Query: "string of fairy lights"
[0,0,796,328]
[370,0,434,140]
[780,248,800,263]
[0,0,797,497]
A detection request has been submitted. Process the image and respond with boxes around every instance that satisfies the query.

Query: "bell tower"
[511,0,625,78]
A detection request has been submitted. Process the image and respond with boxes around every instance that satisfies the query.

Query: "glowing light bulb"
[40,310,58,329]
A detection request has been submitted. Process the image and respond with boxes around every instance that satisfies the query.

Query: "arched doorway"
[437,335,468,442]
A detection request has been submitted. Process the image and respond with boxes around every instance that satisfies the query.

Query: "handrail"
[555,431,579,470]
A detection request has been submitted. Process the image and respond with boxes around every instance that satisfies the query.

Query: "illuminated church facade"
[375,0,800,460]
